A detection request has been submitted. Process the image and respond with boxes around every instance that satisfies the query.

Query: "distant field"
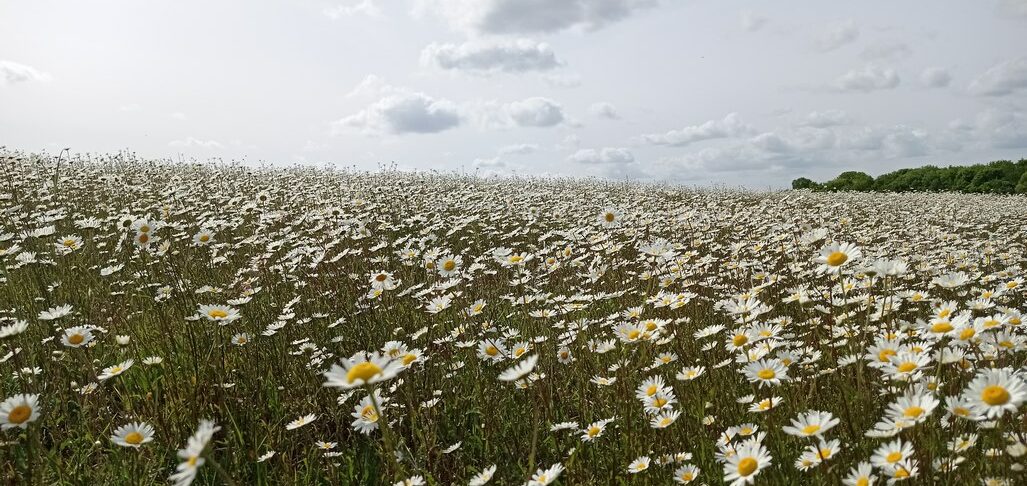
[1,151,1026,485]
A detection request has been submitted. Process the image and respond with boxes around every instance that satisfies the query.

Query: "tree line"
[792,159,1027,193]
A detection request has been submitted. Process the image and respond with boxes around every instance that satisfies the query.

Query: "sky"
[2,0,1027,188]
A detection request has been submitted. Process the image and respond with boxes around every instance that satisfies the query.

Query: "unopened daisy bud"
[116,335,130,345]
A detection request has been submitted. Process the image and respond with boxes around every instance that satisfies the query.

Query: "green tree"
[791,177,820,190]
[1017,170,1027,194]
[823,171,874,191]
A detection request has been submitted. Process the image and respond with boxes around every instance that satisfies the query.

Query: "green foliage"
[801,159,1027,193]
[823,171,874,191]
[790,177,820,190]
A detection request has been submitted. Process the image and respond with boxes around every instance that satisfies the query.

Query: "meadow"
[1,150,1026,485]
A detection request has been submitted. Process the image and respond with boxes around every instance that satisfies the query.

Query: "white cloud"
[832,65,900,92]
[169,137,224,149]
[334,91,462,135]
[739,10,767,32]
[415,0,660,35]
[504,97,565,127]
[799,110,851,128]
[119,104,141,112]
[323,1,380,19]
[170,112,188,120]
[815,20,859,52]
[641,113,755,146]
[498,143,539,155]
[589,101,620,120]
[567,147,634,164]
[0,60,51,85]
[421,39,562,74]
[840,125,931,158]
[919,67,951,88]
[951,108,1027,149]
[968,57,1027,96]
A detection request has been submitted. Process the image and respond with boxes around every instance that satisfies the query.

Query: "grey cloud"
[815,20,859,52]
[420,0,660,35]
[567,147,634,164]
[968,57,1027,96]
[498,143,539,155]
[334,92,461,135]
[641,113,755,146]
[799,110,851,128]
[859,41,912,61]
[504,97,565,127]
[919,67,951,88]
[421,39,562,74]
[832,65,900,92]
[589,101,620,119]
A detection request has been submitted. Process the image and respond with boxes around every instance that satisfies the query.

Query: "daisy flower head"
[323,351,403,389]
[193,229,215,246]
[98,359,134,381]
[1,394,41,430]
[498,354,538,382]
[598,207,623,228]
[286,413,317,430]
[674,464,700,484]
[816,241,861,274]
[469,464,497,486]
[964,368,1027,419]
[198,304,241,323]
[627,456,651,473]
[782,410,840,438]
[61,326,94,348]
[111,422,156,448]
[724,441,771,485]
[528,462,564,486]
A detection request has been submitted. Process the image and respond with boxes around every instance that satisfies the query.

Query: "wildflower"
[323,352,403,389]
[111,422,156,448]
[0,394,41,430]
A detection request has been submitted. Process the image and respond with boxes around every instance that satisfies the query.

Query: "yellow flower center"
[63,239,76,247]
[7,405,31,424]
[199,234,210,242]
[801,424,820,435]
[959,328,976,340]
[896,361,917,373]
[681,472,694,481]
[652,397,668,408]
[894,467,909,478]
[208,309,228,319]
[627,329,641,340]
[646,385,658,396]
[931,321,953,333]
[878,349,896,362]
[68,334,84,345]
[737,457,758,476]
[757,369,776,380]
[346,362,382,384]
[485,345,499,356]
[604,212,615,222]
[361,404,378,421]
[904,406,924,418]
[732,334,748,347]
[826,251,848,266]
[138,233,150,243]
[125,431,144,445]
[402,353,417,366]
[981,385,1010,406]
[442,260,456,271]
[886,451,902,463]
[587,426,601,437]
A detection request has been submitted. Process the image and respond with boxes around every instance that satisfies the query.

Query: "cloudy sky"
[3,0,1027,187]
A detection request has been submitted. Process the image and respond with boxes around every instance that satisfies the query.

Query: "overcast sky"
[2,1,1027,187]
